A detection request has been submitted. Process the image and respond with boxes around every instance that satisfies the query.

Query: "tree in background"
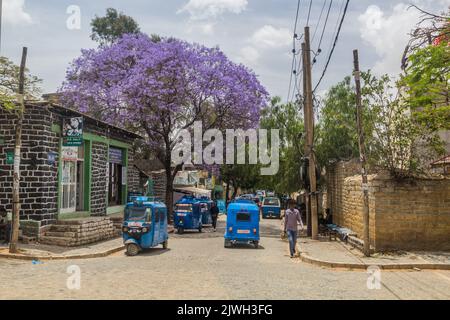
[258,97,305,194]
[91,8,141,45]
[61,34,268,217]
[0,56,42,109]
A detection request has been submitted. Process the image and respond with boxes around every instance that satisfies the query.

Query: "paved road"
[1,217,449,300]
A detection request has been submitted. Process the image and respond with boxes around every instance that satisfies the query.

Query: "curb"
[0,245,125,261]
[299,252,450,271]
[0,229,176,261]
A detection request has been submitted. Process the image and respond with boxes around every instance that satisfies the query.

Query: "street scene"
[0,0,449,302]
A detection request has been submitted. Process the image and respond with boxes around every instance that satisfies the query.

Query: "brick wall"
[90,142,108,216]
[127,150,140,193]
[150,170,167,202]
[0,105,59,227]
[326,160,450,251]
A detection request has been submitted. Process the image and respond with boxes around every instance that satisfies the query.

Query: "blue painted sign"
[109,148,123,164]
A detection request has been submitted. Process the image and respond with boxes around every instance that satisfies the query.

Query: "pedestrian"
[210,201,220,232]
[283,199,304,258]
[0,207,11,244]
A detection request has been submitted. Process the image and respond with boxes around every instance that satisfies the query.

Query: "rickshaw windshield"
[125,207,151,221]
[263,198,280,206]
[176,204,193,212]
[236,212,251,222]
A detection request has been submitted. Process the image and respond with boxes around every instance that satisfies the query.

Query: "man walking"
[283,200,304,258]
[210,201,220,232]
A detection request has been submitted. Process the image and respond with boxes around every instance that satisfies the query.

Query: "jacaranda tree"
[60,33,268,216]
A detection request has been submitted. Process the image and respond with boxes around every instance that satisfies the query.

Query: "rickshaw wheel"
[162,240,168,249]
[177,228,184,234]
[253,241,259,249]
[198,226,202,233]
[126,243,140,256]
[224,240,232,248]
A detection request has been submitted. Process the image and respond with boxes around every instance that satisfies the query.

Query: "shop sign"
[6,151,14,165]
[61,147,78,161]
[63,117,83,147]
[109,148,123,164]
[48,152,57,165]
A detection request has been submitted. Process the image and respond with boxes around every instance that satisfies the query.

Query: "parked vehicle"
[174,196,203,234]
[261,197,282,219]
[122,196,169,256]
[224,199,260,249]
[197,196,213,226]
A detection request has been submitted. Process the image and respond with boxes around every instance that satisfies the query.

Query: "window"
[125,207,151,221]
[176,204,192,213]
[237,212,251,222]
[263,198,280,206]
[154,209,160,223]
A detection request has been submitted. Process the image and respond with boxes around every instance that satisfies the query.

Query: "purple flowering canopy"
[60,33,268,209]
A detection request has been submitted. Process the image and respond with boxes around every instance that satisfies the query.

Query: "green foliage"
[91,8,141,45]
[258,97,305,194]
[0,56,42,111]
[401,41,450,131]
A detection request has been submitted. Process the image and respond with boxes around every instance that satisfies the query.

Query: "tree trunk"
[225,180,230,202]
[165,169,174,224]
[9,47,27,254]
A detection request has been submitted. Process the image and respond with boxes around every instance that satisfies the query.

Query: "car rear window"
[264,198,280,206]
[236,212,251,222]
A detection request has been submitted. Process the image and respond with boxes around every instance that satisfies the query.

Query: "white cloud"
[238,46,260,65]
[3,0,33,25]
[178,0,248,20]
[250,25,291,48]
[358,1,450,77]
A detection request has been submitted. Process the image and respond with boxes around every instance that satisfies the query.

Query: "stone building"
[0,101,141,241]
[326,159,450,251]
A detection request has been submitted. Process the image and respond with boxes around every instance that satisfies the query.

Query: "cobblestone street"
[1,218,449,300]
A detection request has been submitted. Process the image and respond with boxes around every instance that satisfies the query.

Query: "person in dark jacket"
[210,202,220,231]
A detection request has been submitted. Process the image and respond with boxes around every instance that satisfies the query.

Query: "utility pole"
[353,49,370,257]
[302,26,318,240]
[9,47,27,253]
[301,43,311,238]
[0,0,3,53]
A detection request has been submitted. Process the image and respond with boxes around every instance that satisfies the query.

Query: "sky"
[2,0,449,102]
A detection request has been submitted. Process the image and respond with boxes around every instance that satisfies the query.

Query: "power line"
[313,0,350,93]
[316,0,334,54]
[306,0,313,26]
[312,0,328,44]
[287,0,302,103]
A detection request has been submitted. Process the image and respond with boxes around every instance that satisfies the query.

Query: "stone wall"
[90,142,108,216]
[326,160,450,251]
[41,217,117,247]
[0,104,59,227]
[127,150,140,193]
[150,170,167,202]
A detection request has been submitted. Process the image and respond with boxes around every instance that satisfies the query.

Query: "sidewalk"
[296,237,450,270]
[0,225,175,261]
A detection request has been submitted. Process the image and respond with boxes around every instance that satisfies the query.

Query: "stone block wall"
[127,150,140,193]
[150,170,167,202]
[90,142,108,216]
[0,105,59,227]
[326,160,450,251]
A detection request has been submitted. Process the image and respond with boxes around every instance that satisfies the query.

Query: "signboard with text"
[63,117,83,147]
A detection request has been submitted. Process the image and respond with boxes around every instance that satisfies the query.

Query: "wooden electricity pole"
[9,47,27,253]
[353,49,370,257]
[302,26,318,240]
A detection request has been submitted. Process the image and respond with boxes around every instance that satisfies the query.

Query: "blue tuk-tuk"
[197,196,213,226]
[122,196,169,256]
[261,197,282,219]
[224,199,260,249]
[174,196,203,234]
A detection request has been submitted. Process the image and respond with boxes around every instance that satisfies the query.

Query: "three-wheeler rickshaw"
[224,199,260,249]
[174,196,203,234]
[197,196,213,226]
[122,196,169,256]
[261,197,282,219]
